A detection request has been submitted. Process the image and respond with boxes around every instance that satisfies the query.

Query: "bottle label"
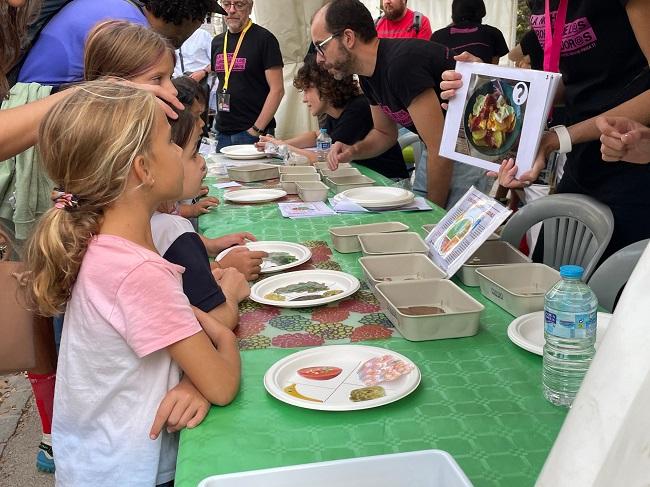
[544,308,597,339]
[318,142,331,151]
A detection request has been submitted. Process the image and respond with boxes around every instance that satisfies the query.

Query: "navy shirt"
[151,212,226,313]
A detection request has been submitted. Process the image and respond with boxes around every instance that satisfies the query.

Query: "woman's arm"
[1,80,183,161]
[0,89,74,160]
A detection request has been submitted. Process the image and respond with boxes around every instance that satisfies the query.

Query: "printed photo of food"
[458,74,527,161]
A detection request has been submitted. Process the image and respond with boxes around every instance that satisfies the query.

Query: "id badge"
[217,92,231,112]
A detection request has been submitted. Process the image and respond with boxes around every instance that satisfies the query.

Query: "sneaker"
[36,442,55,473]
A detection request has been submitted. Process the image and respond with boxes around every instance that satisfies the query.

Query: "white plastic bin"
[198,449,473,487]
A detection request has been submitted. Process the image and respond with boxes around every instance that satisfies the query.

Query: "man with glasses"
[311,0,490,209]
[211,0,284,150]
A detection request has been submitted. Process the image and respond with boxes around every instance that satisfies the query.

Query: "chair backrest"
[587,238,649,312]
[500,193,614,280]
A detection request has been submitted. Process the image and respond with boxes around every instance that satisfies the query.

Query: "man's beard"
[384,3,406,21]
[325,47,355,81]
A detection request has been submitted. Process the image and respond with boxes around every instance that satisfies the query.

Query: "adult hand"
[109,78,184,119]
[212,266,251,301]
[217,247,266,281]
[246,127,260,138]
[149,378,209,439]
[439,52,481,110]
[327,141,353,170]
[489,131,558,188]
[596,116,650,164]
[189,70,207,82]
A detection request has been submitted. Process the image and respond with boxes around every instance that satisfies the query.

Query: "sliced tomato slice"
[298,366,342,381]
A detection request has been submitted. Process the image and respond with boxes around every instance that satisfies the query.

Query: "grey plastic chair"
[587,238,649,312]
[500,193,614,280]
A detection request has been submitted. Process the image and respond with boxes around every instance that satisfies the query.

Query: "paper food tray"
[198,449,473,487]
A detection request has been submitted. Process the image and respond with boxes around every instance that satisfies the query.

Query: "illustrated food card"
[425,187,511,278]
[440,61,562,177]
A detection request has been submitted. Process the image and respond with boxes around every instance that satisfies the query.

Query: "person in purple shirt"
[18,0,226,87]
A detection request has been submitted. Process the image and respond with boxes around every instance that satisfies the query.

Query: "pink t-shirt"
[53,234,202,486]
[376,9,432,40]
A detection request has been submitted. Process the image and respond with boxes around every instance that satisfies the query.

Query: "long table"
[175,164,567,487]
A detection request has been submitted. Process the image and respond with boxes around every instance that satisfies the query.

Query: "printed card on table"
[440,61,562,178]
[277,201,336,219]
[425,187,511,278]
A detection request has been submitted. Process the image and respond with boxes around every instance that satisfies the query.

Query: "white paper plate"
[264,345,421,411]
[220,144,266,160]
[339,187,415,209]
[216,241,312,273]
[507,311,613,356]
[224,189,287,204]
[250,269,359,308]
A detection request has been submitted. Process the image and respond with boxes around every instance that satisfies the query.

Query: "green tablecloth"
[176,165,566,487]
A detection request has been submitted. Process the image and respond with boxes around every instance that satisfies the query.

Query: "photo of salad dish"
[468,92,516,149]
[463,78,524,158]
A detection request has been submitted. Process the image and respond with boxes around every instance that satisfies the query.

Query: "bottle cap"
[560,265,584,279]
[319,128,326,133]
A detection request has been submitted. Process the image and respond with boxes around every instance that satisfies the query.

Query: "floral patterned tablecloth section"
[234,240,397,350]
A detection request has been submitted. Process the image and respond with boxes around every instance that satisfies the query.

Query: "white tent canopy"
[248,0,517,138]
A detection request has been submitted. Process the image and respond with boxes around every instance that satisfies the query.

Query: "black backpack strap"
[412,11,422,35]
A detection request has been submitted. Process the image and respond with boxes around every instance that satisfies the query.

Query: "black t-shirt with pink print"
[358,38,454,135]
[528,0,650,255]
[211,23,283,134]
[527,0,648,122]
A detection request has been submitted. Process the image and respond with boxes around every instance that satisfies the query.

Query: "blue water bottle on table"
[543,265,598,407]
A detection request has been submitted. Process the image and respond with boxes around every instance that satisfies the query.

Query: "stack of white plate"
[337,187,415,210]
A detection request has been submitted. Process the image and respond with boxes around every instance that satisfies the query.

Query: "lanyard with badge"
[218,19,253,112]
[543,0,570,187]
[543,0,568,73]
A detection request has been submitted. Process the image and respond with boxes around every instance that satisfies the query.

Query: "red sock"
[27,372,56,435]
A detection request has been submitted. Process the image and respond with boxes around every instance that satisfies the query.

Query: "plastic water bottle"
[316,128,331,162]
[543,265,598,407]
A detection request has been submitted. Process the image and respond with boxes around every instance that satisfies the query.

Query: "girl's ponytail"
[24,81,159,315]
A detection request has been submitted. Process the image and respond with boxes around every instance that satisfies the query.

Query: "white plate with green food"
[250,270,359,308]
[216,241,312,273]
[264,345,421,411]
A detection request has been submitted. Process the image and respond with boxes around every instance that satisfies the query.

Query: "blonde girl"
[25,81,240,486]
[84,19,176,91]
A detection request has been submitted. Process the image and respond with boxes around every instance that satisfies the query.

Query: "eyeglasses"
[315,32,341,56]
[220,1,250,10]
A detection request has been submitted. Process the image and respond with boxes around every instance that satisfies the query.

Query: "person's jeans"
[413,147,493,209]
[216,130,259,152]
